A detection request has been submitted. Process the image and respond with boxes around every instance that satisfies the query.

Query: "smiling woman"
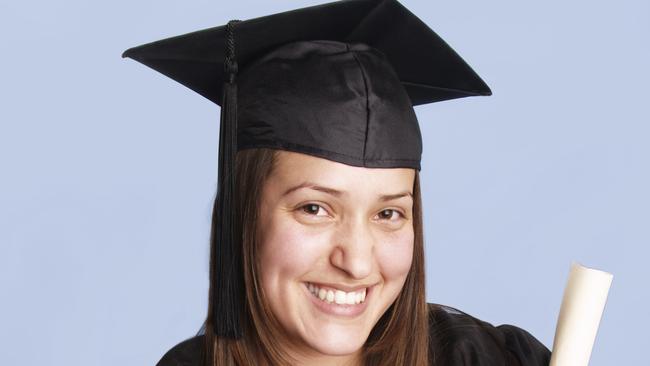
[256,151,418,363]
[200,148,429,364]
[122,0,552,365]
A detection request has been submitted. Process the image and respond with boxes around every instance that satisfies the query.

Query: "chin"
[302,326,367,356]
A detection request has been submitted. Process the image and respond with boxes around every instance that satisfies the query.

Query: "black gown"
[157,303,551,365]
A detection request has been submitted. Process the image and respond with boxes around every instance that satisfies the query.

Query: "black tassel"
[212,19,243,339]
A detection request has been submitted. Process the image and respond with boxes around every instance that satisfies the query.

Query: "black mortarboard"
[122,0,491,339]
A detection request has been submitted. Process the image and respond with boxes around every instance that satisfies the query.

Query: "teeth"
[345,292,356,305]
[307,283,367,305]
[335,290,346,304]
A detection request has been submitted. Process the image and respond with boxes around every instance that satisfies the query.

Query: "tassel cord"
[213,19,244,339]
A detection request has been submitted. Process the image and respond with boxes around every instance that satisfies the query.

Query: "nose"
[329,218,374,280]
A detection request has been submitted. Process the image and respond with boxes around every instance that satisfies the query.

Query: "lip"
[307,281,371,293]
[303,282,373,318]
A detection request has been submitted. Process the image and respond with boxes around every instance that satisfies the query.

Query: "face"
[257,151,415,361]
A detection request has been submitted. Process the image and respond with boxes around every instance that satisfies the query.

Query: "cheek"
[374,229,414,280]
[258,214,330,288]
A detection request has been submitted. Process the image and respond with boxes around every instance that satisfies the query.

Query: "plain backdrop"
[1,0,648,365]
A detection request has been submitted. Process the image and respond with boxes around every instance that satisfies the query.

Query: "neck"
[271,341,363,366]
[290,351,362,366]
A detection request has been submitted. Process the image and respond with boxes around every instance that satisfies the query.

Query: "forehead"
[269,151,415,193]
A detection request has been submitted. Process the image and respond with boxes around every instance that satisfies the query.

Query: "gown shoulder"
[427,303,551,366]
[156,304,551,366]
[156,334,204,366]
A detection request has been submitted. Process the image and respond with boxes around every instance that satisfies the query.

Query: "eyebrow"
[282,181,413,201]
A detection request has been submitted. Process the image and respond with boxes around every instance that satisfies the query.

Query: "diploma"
[550,262,613,366]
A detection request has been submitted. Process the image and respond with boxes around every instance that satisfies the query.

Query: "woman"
[123,0,552,364]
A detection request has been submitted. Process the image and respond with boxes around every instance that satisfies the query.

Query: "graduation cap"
[122,0,491,339]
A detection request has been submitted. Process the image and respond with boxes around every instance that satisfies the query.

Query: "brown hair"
[203,148,429,365]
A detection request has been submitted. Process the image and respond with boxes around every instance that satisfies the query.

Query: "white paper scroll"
[550,262,613,366]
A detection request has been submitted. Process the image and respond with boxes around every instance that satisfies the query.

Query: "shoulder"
[427,303,551,366]
[156,334,205,366]
[154,306,550,366]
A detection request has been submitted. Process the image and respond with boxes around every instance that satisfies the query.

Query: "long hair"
[204,148,429,365]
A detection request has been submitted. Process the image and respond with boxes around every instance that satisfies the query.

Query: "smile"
[303,281,373,317]
[305,282,367,305]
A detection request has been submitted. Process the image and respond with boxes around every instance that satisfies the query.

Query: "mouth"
[306,282,367,305]
[303,282,372,317]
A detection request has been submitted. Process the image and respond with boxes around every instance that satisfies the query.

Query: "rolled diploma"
[550,262,613,366]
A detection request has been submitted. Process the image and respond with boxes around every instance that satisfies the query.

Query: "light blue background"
[1,0,647,364]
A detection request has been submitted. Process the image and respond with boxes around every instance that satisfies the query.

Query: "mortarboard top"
[122,0,491,339]
[122,0,490,107]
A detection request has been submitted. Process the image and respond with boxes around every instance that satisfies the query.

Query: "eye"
[299,203,328,217]
[376,209,404,221]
